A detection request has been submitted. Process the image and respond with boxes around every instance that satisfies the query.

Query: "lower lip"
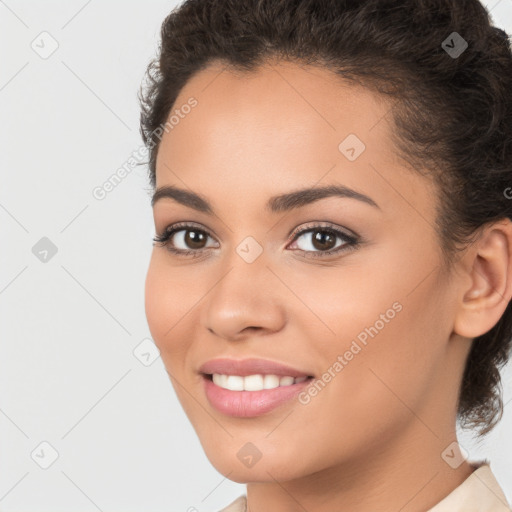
[202,374,313,417]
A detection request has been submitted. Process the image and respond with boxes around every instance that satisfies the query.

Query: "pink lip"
[198,357,313,378]
[201,374,313,417]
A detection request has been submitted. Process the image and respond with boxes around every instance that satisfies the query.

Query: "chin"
[204,448,307,483]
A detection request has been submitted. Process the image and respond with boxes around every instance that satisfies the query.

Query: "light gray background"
[1,1,511,511]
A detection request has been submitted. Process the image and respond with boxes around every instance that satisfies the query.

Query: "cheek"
[144,254,193,361]
[295,251,447,422]
[315,281,446,438]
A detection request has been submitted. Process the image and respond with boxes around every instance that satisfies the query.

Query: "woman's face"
[145,60,470,482]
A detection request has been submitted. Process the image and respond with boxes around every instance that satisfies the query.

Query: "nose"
[201,262,287,342]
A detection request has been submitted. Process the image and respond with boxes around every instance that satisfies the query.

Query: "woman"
[139,0,512,510]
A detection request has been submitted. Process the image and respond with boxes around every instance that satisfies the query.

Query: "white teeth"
[244,374,264,391]
[263,374,281,389]
[279,376,295,386]
[211,373,308,391]
[225,375,244,391]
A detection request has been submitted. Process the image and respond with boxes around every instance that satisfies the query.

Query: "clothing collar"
[427,461,511,512]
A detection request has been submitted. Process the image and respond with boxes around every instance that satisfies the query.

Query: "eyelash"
[152,221,360,259]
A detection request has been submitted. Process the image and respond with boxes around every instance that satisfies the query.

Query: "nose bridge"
[201,240,286,339]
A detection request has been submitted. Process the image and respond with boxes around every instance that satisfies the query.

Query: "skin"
[145,59,512,512]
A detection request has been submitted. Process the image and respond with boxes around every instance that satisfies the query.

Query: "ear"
[454,218,512,338]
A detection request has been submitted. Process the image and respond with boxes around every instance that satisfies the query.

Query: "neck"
[245,419,475,512]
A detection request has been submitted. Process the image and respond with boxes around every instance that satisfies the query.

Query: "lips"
[198,357,314,378]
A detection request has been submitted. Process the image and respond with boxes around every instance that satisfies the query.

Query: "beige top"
[218,462,511,512]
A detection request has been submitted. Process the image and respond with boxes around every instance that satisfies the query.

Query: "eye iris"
[312,230,336,251]
[185,230,207,249]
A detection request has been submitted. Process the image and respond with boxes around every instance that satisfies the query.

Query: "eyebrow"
[151,184,380,213]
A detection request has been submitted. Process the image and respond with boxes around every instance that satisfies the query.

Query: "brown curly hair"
[138,0,512,437]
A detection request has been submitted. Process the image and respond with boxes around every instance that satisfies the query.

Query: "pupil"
[313,230,335,251]
[186,230,206,249]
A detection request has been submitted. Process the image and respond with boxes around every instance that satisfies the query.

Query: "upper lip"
[199,358,313,378]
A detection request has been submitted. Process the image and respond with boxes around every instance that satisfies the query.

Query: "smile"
[210,373,309,391]
[202,374,314,417]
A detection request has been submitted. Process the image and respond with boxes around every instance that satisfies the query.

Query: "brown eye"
[152,223,218,255]
[287,224,359,258]
[183,229,208,249]
[310,230,337,251]
[153,222,359,259]
[163,227,216,251]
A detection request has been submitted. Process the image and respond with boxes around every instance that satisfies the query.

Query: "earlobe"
[453,219,512,339]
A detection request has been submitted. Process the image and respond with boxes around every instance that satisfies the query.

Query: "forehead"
[161,59,393,160]
[154,59,434,217]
